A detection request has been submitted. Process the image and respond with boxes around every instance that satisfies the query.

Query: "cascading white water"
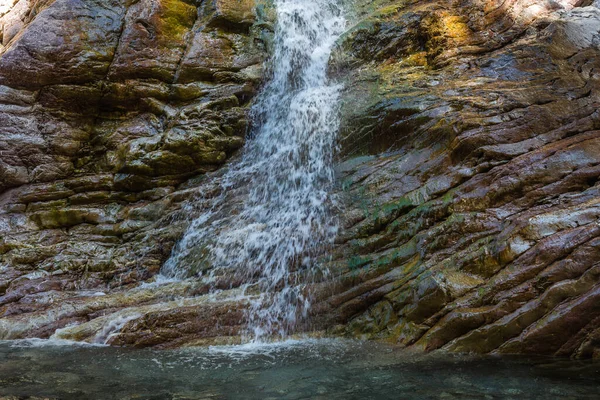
[162,0,345,341]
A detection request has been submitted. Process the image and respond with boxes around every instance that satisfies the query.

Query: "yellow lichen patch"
[157,0,197,43]
[441,15,472,44]
[377,59,428,79]
[401,51,428,67]
[215,0,256,25]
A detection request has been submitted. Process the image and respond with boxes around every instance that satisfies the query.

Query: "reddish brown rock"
[321,0,600,359]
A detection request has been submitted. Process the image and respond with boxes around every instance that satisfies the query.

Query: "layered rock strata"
[0,0,272,345]
[325,0,600,359]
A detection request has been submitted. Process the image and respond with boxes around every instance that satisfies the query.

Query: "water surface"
[1,339,598,399]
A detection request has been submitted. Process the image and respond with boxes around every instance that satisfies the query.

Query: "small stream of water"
[162,0,346,341]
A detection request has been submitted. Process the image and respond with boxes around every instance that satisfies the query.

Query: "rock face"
[323,0,600,359]
[0,0,273,344]
[1,0,600,359]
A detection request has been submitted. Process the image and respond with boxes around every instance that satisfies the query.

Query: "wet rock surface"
[1,0,600,359]
[322,0,600,359]
[0,0,273,344]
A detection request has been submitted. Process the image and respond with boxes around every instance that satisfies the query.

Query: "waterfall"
[161,0,345,341]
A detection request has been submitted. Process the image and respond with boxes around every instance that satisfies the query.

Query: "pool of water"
[0,339,598,399]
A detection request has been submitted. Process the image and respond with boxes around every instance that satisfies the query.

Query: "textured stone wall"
[0,0,273,342]
[322,0,600,359]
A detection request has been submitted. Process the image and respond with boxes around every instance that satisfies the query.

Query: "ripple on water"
[1,339,599,399]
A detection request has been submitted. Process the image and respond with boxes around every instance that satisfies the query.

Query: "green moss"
[373,239,418,270]
[341,178,354,192]
[375,1,409,18]
[30,208,102,229]
[347,255,371,271]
